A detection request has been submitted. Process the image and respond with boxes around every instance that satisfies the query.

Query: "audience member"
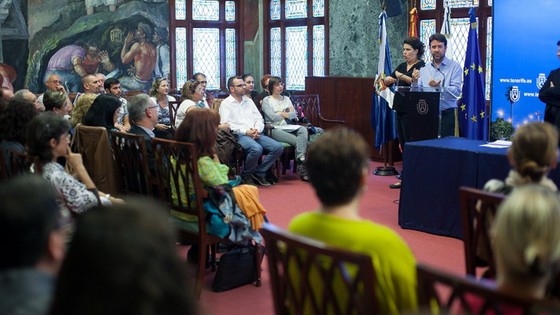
[70,74,101,127]
[262,76,310,181]
[104,78,130,132]
[43,91,71,118]
[242,73,258,104]
[192,72,212,108]
[493,185,560,300]
[484,121,558,194]
[48,199,198,315]
[38,73,67,110]
[95,73,106,93]
[0,175,65,315]
[175,79,204,128]
[14,89,42,111]
[219,76,283,186]
[27,112,120,230]
[82,94,121,132]
[253,74,272,110]
[128,93,160,145]
[0,98,39,162]
[148,77,175,137]
[288,127,417,314]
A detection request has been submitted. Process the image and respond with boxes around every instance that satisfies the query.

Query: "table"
[397,137,560,239]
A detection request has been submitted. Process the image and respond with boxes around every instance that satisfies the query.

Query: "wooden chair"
[460,186,506,279]
[0,149,33,181]
[291,94,345,128]
[416,263,560,314]
[168,99,181,128]
[110,131,154,196]
[152,138,263,295]
[260,224,376,315]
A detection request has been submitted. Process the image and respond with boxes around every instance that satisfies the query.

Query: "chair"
[110,131,154,196]
[416,263,560,314]
[460,186,506,279]
[72,124,120,195]
[151,138,262,296]
[168,99,181,128]
[0,149,33,181]
[260,223,376,315]
[291,94,346,128]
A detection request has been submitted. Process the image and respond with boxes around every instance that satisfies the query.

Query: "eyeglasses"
[198,81,208,84]
[234,84,246,88]
[245,81,254,84]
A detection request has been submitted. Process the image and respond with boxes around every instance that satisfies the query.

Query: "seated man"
[70,74,102,127]
[105,78,130,132]
[219,76,283,186]
[0,175,65,315]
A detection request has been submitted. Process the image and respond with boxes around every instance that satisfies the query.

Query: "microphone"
[432,63,446,90]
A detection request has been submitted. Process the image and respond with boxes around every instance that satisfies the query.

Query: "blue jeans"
[237,134,283,177]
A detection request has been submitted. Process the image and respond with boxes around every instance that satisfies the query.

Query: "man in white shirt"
[219,76,284,186]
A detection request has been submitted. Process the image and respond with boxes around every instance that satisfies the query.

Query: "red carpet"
[195,161,464,315]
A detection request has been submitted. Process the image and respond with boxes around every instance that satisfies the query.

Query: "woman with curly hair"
[174,79,204,128]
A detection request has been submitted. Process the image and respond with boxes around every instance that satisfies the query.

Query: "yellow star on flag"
[478,66,483,73]
[460,104,466,111]
[471,115,478,122]
[479,111,485,119]
[464,68,469,76]
[471,63,476,70]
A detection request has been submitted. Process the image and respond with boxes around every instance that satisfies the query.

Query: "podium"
[396,86,440,142]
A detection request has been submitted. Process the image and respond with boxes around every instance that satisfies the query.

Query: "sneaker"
[297,164,310,182]
[242,175,256,186]
[266,169,278,184]
[251,174,272,186]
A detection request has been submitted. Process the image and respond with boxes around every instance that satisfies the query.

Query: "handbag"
[211,244,264,292]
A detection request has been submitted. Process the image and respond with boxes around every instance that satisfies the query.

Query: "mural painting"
[25,0,169,93]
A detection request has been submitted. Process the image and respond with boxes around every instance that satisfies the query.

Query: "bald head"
[82,74,101,94]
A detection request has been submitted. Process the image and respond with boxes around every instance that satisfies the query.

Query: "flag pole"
[373,141,399,176]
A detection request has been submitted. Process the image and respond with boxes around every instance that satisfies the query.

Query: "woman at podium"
[383,37,425,189]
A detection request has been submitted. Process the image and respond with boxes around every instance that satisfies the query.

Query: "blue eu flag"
[459,8,488,140]
[371,10,397,151]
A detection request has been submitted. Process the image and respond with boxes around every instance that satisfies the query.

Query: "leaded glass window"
[421,0,436,10]
[225,28,237,83]
[270,28,282,77]
[286,26,307,90]
[175,27,188,88]
[176,0,186,20]
[420,19,436,63]
[448,0,479,8]
[313,0,324,17]
[225,1,236,21]
[313,25,325,76]
[285,0,307,19]
[270,0,281,20]
[449,17,472,69]
[193,28,220,89]
[193,0,220,21]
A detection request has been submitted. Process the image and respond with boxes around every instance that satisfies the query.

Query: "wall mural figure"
[153,27,170,80]
[119,22,156,92]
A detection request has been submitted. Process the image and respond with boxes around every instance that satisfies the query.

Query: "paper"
[480,140,512,148]
[275,124,302,132]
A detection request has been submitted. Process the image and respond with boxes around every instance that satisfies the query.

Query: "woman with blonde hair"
[148,77,175,137]
[493,184,560,300]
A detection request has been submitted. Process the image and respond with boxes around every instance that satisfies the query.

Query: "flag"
[459,8,488,140]
[440,0,453,58]
[371,10,397,151]
[409,7,418,38]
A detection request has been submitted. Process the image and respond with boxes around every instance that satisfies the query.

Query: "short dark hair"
[192,72,206,81]
[306,127,370,207]
[0,175,60,270]
[429,33,447,47]
[404,37,425,59]
[27,112,71,162]
[104,78,120,91]
[267,76,282,94]
[0,98,38,144]
[241,73,253,81]
[44,90,68,111]
[227,76,242,89]
[49,199,197,315]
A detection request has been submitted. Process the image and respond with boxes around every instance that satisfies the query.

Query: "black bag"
[211,245,263,292]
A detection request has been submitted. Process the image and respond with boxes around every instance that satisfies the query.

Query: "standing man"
[219,76,283,186]
[105,78,130,132]
[414,33,462,137]
[539,40,560,134]
[70,74,101,127]
[153,27,170,80]
[120,22,157,92]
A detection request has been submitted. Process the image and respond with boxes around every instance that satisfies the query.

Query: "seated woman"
[494,185,560,301]
[175,80,205,128]
[43,90,71,118]
[82,94,121,132]
[173,108,265,245]
[149,78,175,138]
[261,76,310,181]
[288,127,417,315]
[48,200,198,315]
[485,121,558,193]
[26,112,121,232]
[0,98,38,160]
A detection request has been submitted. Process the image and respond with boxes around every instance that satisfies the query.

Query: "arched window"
[170,0,242,91]
[263,0,328,91]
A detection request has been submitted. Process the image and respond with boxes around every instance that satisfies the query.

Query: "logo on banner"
[537,73,547,89]
[417,99,429,115]
[509,86,521,103]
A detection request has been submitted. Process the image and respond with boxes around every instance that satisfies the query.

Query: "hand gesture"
[66,146,84,170]
[411,69,420,82]
[428,79,441,88]
[124,32,135,45]
[98,50,110,64]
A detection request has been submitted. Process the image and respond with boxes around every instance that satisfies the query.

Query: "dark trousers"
[440,108,456,137]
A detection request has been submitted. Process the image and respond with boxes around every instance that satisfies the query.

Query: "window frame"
[263,0,329,92]
[169,0,244,91]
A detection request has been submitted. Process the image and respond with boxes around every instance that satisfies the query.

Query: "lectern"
[396,86,440,142]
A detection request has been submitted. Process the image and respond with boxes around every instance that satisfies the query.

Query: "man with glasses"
[192,72,212,108]
[38,74,67,112]
[219,76,283,186]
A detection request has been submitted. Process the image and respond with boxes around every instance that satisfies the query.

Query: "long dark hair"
[0,98,38,145]
[83,94,121,131]
[27,112,71,163]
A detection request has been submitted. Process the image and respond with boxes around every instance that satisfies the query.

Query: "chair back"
[260,224,376,315]
[416,263,559,314]
[168,100,181,128]
[291,94,345,127]
[151,138,207,234]
[110,131,153,196]
[460,186,506,279]
[0,149,32,181]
